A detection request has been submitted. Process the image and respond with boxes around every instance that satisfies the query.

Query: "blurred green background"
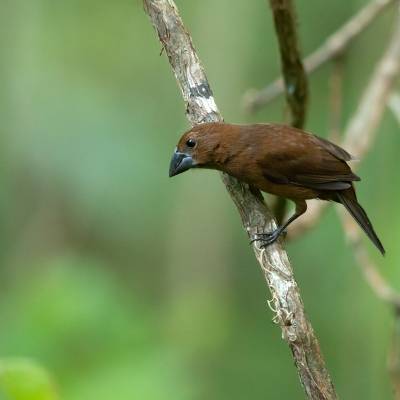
[0,0,399,399]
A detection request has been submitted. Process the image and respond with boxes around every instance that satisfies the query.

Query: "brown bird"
[169,122,384,254]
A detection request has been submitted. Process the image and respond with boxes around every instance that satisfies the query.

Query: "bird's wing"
[311,134,356,162]
[259,129,359,191]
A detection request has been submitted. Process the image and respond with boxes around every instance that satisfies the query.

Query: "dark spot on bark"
[190,82,213,99]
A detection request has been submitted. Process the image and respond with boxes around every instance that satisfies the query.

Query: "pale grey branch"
[143,0,336,398]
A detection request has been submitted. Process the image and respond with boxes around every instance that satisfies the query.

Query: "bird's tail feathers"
[337,189,385,255]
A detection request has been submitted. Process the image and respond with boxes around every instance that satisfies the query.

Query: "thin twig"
[244,0,396,113]
[289,13,400,239]
[143,1,336,398]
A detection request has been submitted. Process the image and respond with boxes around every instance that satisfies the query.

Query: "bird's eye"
[186,138,196,148]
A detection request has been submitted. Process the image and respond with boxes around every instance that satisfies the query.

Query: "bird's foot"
[250,229,286,248]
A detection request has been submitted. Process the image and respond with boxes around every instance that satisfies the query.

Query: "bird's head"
[169,123,222,177]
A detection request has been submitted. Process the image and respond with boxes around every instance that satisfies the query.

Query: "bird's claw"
[250,229,286,248]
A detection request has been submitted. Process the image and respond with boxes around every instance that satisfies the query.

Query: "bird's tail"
[337,188,385,255]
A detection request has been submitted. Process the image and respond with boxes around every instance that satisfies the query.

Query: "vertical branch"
[269,0,308,129]
[143,1,337,398]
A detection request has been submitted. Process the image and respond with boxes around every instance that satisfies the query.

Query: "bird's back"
[214,123,358,200]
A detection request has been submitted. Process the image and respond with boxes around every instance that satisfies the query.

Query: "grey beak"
[169,150,194,177]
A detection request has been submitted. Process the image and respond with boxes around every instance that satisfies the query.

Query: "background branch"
[144,0,337,398]
[269,0,308,128]
[244,0,396,112]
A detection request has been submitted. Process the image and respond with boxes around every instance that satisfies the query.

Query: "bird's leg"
[250,200,307,247]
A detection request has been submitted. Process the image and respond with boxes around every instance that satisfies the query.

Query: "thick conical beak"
[169,149,194,177]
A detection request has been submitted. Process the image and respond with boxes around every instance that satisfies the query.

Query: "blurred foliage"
[0,359,58,400]
[0,0,399,399]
